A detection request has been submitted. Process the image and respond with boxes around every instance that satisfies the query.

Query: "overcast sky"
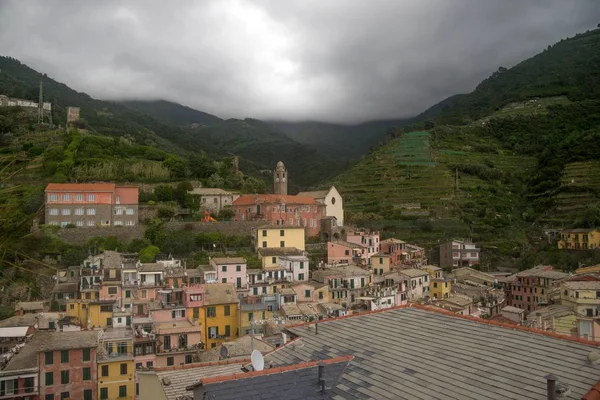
[0,1,599,123]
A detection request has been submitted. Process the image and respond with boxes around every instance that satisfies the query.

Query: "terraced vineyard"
[544,161,600,225]
[331,129,537,248]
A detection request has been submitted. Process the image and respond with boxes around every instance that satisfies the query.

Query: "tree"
[218,207,235,220]
[144,218,165,245]
[139,245,160,263]
[153,185,174,202]
[163,155,187,179]
[206,173,225,188]
[175,181,193,206]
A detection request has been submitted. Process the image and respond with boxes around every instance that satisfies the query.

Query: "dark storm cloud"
[0,0,598,123]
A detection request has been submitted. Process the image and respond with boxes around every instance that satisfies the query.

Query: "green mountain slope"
[185,118,342,191]
[435,29,600,125]
[121,99,222,126]
[271,118,414,159]
[0,57,336,189]
[333,27,600,270]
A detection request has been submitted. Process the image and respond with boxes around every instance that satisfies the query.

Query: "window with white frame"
[115,208,124,215]
[62,194,70,201]
[126,208,134,215]
[49,208,59,215]
[87,194,96,201]
[76,220,84,227]
[116,195,120,204]
[87,208,96,215]
[49,221,59,225]
[114,220,123,226]
[61,208,71,215]
[48,194,58,201]
[87,220,96,226]
[126,220,135,226]
[75,208,84,215]
[75,194,83,201]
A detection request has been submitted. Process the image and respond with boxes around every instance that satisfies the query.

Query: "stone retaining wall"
[56,221,265,244]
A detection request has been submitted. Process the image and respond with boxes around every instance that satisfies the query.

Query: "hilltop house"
[558,228,600,250]
[188,188,240,214]
[44,183,139,228]
[439,239,480,269]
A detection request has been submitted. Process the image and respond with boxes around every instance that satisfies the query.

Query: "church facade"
[231,161,327,237]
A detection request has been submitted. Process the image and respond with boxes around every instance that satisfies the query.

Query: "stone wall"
[56,221,265,244]
[56,226,146,244]
[164,221,265,236]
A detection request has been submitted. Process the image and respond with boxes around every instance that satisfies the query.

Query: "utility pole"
[37,82,43,124]
[455,168,459,192]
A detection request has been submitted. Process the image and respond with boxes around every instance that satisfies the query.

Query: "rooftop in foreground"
[266,306,600,399]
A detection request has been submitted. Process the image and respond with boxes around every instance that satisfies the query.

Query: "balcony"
[157,343,202,354]
[140,280,164,287]
[123,280,140,287]
[97,351,134,362]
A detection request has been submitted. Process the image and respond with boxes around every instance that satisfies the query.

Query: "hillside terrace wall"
[55,221,266,244]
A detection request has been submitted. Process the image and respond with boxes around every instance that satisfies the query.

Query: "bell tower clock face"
[282,178,286,182]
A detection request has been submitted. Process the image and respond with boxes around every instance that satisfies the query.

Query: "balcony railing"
[97,352,134,362]
[158,343,202,354]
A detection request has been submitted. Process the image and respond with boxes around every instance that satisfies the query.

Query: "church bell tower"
[274,161,288,195]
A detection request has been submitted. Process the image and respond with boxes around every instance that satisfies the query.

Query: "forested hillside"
[333,27,600,270]
[0,57,338,190]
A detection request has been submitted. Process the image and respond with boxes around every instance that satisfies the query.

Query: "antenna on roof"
[251,350,264,371]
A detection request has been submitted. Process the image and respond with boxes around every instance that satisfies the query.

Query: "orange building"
[45,183,138,228]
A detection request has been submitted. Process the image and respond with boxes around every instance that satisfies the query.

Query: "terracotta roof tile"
[45,183,116,191]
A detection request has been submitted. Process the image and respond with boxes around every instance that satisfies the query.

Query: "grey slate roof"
[266,307,600,399]
[155,363,245,400]
[0,332,49,373]
[201,358,350,400]
[39,330,100,351]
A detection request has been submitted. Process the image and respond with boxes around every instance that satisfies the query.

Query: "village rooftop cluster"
[1,162,600,399]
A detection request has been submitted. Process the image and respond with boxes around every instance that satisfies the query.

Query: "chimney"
[318,361,325,392]
[315,323,319,335]
[545,373,557,400]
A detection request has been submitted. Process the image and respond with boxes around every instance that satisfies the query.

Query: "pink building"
[183,286,206,309]
[504,265,567,313]
[346,230,380,262]
[210,257,248,292]
[232,194,326,237]
[327,241,367,265]
[380,239,406,264]
[154,320,202,367]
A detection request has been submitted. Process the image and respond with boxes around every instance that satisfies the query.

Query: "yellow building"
[66,300,115,329]
[422,265,444,279]
[97,328,135,400]
[561,281,600,317]
[558,228,600,250]
[197,283,240,349]
[370,254,392,276]
[255,226,305,251]
[430,278,452,300]
[575,264,600,275]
